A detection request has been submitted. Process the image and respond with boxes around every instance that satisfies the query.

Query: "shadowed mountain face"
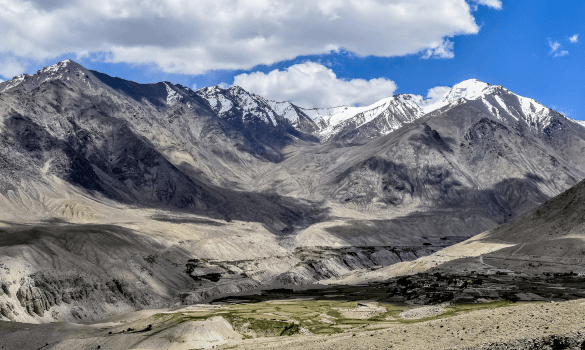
[256,102,584,220]
[1,60,585,322]
[440,176,585,276]
[0,60,322,227]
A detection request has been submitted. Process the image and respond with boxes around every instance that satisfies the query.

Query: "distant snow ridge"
[300,94,424,140]
[198,85,427,141]
[0,59,580,143]
[195,78,581,142]
[197,85,284,126]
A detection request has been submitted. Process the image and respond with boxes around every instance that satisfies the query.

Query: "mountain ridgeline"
[0,59,584,323]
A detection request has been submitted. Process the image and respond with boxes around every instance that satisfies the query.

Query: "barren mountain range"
[1,59,585,323]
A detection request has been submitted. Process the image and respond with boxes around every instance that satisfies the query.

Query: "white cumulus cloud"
[426,86,451,104]
[422,39,455,59]
[0,57,27,79]
[570,34,579,43]
[471,0,502,9]
[549,40,569,57]
[233,62,397,108]
[549,41,561,53]
[409,85,451,112]
[0,0,498,75]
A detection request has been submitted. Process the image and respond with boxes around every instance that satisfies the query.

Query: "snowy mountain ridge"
[0,59,580,144]
[418,79,560,129]
[197,85,286,126]
[196,77,579,143]
[196,85,427,142]
[297,94,424,139]
[0,59,93,94]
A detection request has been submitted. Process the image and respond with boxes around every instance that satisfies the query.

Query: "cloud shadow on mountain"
[322,176,551,247]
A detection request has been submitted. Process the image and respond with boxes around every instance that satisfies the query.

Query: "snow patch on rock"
[164,82,183,105]
[1,74,27,93]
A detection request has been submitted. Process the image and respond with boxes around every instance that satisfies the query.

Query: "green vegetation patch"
[224,314,299,337]
[148,294,523,341]
[310,326,343,335]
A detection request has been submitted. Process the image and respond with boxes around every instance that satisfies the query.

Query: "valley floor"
[2,284,585,350]
[229,299,585,350]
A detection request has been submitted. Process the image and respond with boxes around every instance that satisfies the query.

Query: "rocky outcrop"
[0,301,18,320]
[16,285,56,317]
[180,278,261,304]
[12,272,163,320]
[270,246,436,285]
[0,281,11,296]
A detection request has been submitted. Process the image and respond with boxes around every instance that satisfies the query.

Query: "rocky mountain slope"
[437,174,585,276]
[0,60,317,223]
[249,80,585,254]
[0,59,585,323]
[337,170,585,285]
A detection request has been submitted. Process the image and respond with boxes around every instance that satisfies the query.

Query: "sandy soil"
[223,299,585,350]
[398,303,450,319]
[334,302,387,319]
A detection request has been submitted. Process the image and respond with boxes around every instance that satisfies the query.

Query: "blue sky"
[0,0,583,119]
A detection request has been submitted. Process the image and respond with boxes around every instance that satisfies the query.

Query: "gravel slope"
[224,299,585,350]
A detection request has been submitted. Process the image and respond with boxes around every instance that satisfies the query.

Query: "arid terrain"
[2,288,585,349]
[1,60,585,349]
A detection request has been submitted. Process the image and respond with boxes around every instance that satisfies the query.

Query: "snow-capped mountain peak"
[289,94,425,142]
[446,79,491,102]
[189,77,584,144]
[0,59,92,93]
[412,78,574,136]
[39,59,75,74]
[416,79,493,114]
[197,84,285,126]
